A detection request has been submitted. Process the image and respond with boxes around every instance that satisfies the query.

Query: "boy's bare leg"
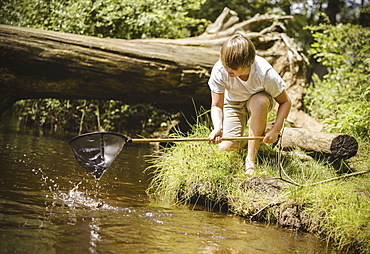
[216,93,270,173]
[218,140,240,150]
[245,93,270,174]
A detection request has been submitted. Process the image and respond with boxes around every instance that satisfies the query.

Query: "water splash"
[31,166,132,213]
[55,182,105,209]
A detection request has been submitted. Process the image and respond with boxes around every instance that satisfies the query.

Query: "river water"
[0,123,335,253]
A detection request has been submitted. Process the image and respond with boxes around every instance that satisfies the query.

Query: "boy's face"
[223,65,251,78]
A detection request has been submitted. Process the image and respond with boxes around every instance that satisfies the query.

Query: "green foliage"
[13,99,176,135]
[305,23,370,140]
[0,0,209,39]
[100,100,175,134]
[13,99,77,132]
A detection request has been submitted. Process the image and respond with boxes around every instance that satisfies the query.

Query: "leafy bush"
[13,99,177,135]
[0,0,209,39]
[13,99,77,132]
[305,23,370,140]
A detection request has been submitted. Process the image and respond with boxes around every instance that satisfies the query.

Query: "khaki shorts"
[223,91,275,137]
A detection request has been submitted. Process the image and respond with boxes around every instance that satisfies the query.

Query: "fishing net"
[69,132,127,180]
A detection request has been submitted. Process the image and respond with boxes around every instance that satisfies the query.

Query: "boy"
[208,34,291,175]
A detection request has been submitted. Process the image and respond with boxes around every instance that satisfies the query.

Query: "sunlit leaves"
[0,0,209,39]
[306,23,370,140]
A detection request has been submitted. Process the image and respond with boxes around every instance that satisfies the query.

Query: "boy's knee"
[249,93,271,112]
[251,93,270,105]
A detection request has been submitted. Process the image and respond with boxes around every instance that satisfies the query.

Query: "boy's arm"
[209,91,224,144]
[264,90,291,143]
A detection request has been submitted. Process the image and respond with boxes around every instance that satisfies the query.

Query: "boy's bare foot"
[245,158,255,175]
[245,167,255,175]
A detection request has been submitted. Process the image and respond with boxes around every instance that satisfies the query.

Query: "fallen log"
[281,127,358,160]
[0,8,323,131]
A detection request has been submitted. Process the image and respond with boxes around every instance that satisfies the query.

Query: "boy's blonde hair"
[220,34,256,70]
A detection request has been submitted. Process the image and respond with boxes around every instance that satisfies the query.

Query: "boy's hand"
[208,129,223,144]
[263,129,279,143]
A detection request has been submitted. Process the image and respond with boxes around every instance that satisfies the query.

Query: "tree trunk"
[327,0,340,25]
[0,24,216,109]
[281,127,358,159]
[0,8,322,131]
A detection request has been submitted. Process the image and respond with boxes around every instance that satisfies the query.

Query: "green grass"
[145,114,370,253]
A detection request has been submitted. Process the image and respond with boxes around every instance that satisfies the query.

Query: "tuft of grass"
[146,136,244,207]
[295,178,370,253]
[146,107,244,207]
[145,110,370,253]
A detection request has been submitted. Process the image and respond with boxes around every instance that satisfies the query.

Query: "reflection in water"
[0,128,335,253]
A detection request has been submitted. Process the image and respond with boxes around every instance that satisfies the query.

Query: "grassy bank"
[145,118,370,253]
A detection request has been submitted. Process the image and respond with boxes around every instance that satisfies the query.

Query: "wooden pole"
[129,136,264,143]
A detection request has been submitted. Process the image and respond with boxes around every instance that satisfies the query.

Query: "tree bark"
[0,8,322,131]
[281,127,358,159]
[0,24,216,109]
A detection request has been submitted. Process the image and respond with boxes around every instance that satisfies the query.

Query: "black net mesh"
[69,132,127,180]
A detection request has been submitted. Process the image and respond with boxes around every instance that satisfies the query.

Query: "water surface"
[0,128,334,253]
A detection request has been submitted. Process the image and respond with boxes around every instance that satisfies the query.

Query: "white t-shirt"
[208,56,286,102]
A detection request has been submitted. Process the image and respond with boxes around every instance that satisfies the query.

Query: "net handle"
[68,132,263,145]
[128,136,263,143]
